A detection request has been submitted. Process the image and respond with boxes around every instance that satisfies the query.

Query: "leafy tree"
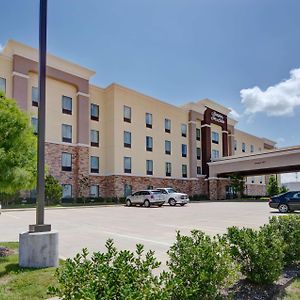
[229,174,245,198]
[0,92,37,197]
[280,185,289,194]
[267,175,280,196]
[45,175,62,205]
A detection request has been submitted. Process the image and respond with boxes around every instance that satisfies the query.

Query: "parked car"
[269,191,300,213]
[155,188,189,206]
[125,190,165,207]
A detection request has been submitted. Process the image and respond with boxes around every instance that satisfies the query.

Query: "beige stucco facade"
[0,40,278,198]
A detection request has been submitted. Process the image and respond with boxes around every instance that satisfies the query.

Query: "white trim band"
[12,71,29,79]
[76,92,90,98]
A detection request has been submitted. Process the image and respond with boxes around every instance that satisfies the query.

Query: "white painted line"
[2,213,20,220]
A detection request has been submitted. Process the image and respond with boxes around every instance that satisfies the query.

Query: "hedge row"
[49,215,300,300]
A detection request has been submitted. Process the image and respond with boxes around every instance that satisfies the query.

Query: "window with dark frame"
[197,166,202,175]
[242,142,246,153]
[124,184,132,197]
[182,144,187,158]
[196,128,201,141]
[212,131,219,144]
[90,130,99,147]
[0,77,6,93]
[62,96,72,114]
[32,86,39,107]
[146,113,152,128]
[146,160,153,175]
[124,157,132,173]
[197,147,201,160]
[181,124,187,137]
[90,156,99,173]
[124,106,131,123]
[250,144,254,153]
[146,136,153,151]
[62,184,72,198]
[31,117,38,135]
[212,149,220,159]
[62,124,72,143]
[165,118,171,133]
[234,140,237,151]
[165,162,172,177]
[91,103,99,121]
[61,152,72,171]
[165,140,171,155]
[124,131,131,148]
[182,164,187,178]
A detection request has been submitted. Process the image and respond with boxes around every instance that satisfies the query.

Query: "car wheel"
[144,199,151,208]
[126,199,132,207]
[180,203,186,207]
[169,198,176,206]
[278,203,289,213]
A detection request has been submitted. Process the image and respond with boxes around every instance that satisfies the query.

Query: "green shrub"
[269,215,300,266]
[167,230,237,300]
[189,194,208,201]
[49,239,170,300]
[227,224,284,284]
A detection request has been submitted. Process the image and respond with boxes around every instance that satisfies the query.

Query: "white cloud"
[240,68,300,116]
[228,107,241,120]
[0,43,3,52]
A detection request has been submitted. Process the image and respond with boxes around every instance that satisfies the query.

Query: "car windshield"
[166,188,177,193]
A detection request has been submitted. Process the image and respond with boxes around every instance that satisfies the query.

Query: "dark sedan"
[269,191,300,213]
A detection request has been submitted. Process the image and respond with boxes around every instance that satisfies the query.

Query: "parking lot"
[0,202,283,264]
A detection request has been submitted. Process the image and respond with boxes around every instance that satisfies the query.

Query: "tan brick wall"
[245,184,267,196]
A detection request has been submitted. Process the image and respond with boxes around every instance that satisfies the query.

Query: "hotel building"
[0,40,276,199]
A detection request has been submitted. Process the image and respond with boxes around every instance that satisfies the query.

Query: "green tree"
[229,174,245,198]
[280,185,288,194]
[0,92,37,196]
[45,175,62,205]
[267,175,280,196]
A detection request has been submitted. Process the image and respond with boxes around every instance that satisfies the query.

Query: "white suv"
[156,188,189,206]
[126,190,165,208]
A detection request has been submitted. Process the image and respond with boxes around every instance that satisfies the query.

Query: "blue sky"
[1,0,300,180]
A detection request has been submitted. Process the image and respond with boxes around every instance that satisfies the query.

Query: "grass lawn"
[0,242,58,300]
[284,277,300,300]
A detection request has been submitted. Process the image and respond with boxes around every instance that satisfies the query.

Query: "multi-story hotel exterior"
[0,40,276,199]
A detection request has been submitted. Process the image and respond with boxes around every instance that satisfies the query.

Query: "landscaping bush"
[167,230,237,299]
[269,215,300,266]
[49,239,170,300]
[189,194,208,201]
[227,224,284,284]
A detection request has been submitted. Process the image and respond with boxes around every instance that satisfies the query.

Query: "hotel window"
[90,103,99,121]
[124,131,131,148]
[90,185,99,198]
[90,130,99,147]
[197,147,201,160]
[251,177,255,184]
[196,128,201,141]
[0,77,6,93]
[32,87,39,107]
[181,124,187,137]
[62,184,72,198]
[182,164,187,178]
[212,131,219,144]
[146,136,153,152]
[145,113,152,128]
[259,176,263,184]
[242,142,246,153]
[165,118,171,133]
[90,156,99,173]
[62,96,72,115]
[124,184,132,197]
[124,105,131,123]
[182,144,187,158]
[234,140,237,151]
[124,157,132,174]
[31,117,38,135]
[146,160,153,175]
[250,144,254,153]
[62,124,72,143]
[166,162,172,177]
[165,140,171,155]
[212,149,220,159]
[61,152,72,171]
[259,147,262,152]
[197,166,202,175]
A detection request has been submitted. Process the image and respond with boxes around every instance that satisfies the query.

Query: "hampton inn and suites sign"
[211,111,225,124]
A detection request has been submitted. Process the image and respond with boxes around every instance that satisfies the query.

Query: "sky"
[1,0,299,182]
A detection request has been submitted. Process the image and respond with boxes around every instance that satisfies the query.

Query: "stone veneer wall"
[245,184,267,196]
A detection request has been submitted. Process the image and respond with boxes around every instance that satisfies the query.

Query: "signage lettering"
[211,111,225,124]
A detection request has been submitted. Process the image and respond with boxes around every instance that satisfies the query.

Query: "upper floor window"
[124,157,132,173]
[165,118,171,133]
[182,164,187,178]
[196,128,201,141]
[197,147,201,160]
[212,131,219,144]
[62,124,72,143]
[91,103,99,121]
[124,131,131,148]
[32,87,39,107]
[0,77,6,93]
[242,142,246,153]
[146,160,153,175]
[212,149,220,160]
[182,144,187,158]
[62,96,72,115]
[181,124,187,137]
[62,152,72,172]
[62,184,72,198]
[197,166,202,175]
[146,136,153,152]
[90,185,99,198]
[90,156,99,173]
[250,144,254,153]
[165,162,172,177]
[90,130,99,147]
[234,140,237,151]
[145,113,152,128]
[31,117,38,135]
[124,106,131,123]
[165,140,171,155]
